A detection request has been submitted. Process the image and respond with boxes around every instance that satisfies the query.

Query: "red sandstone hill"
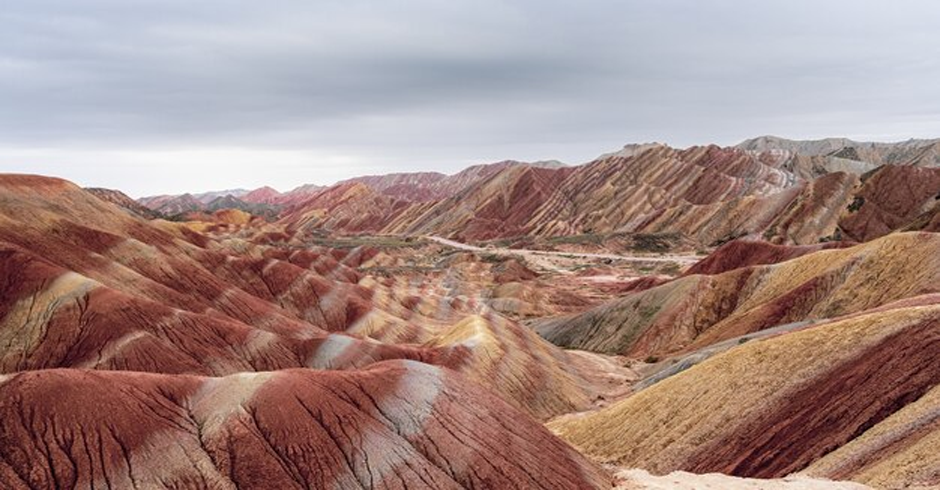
[85,187,163,219]
[534,232,940,358]
[0,170,940,488]
[143,192,206,216]
[280,182,416,235]
[0,362,609,489]
[339,160,567,203]
[5,160,940,489]
[136,140,940,250]
[550,297,940,488]
[0,173,629,488]
[0,174,603,420]
[386,164,575,241]
[285,143,940,246]
[375,144,813,243]
[684,239,854,276]
[241,185,282,204]
[340,171,448,201]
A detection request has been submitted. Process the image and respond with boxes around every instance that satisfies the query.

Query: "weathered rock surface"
[0,361,610,489]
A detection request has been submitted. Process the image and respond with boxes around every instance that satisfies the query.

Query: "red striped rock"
[0,362,610,489]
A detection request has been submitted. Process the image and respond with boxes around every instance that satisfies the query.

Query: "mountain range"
[134,137,940,246]
[1,135,938,489]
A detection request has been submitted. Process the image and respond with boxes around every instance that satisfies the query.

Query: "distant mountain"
[85,187,163,219]
[339,171,447,201]
[280,182,413,234]
[737,135,940,178]
[384,164,575,240]
[138,159,563,218]
[241,186,282,204]
[205,194,280,220]
[737,135,940,157]
[138,188,250,208]
[278,160,579,238]
[133,138,940,246]
[373,145,798,243]
[337,160,568,202]
[279,142,940,246]
[191,188,250,204]
[150,193,205,216]
[139,188,283,219]
[273,183,326,208]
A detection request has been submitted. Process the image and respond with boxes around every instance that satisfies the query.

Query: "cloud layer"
[2,0,939,195]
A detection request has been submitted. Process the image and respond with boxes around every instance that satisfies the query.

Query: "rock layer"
[0,362,610,489]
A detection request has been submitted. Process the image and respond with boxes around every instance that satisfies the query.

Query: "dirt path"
[426,236,702,269]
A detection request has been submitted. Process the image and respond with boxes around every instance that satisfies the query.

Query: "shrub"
[847,196,865,212]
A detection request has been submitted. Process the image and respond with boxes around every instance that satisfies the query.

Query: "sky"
[1,1,939,197]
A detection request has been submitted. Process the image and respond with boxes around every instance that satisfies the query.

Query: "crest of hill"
[340,171,448,201]
[338,160,568,203]
[241,185,282,204]
[192,188,250,203]
[278,159,573,237]
[205,194,279,219]
[684,239,853,276]
[141,192,205,216]
[280,182,415,234]
[387,164,575,240]
[738,135,940,168]
[268,183,327,207]
[85,187,163,220]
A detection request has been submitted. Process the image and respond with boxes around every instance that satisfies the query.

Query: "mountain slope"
[385,165,574,240]
[0,361,610,489]
[738,135,940,175]
[534,232,940,358]
[549,299,940,489]
[85,187,163,219]
[0,174,610,421]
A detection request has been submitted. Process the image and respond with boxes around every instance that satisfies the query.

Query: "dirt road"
[426,236,702,269]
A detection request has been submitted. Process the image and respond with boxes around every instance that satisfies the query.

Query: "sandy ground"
[613,469,872,489]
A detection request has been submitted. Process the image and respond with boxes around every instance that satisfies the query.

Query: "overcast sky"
[2,1,939,196]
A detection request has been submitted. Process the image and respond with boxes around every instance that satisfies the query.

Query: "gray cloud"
[1,0,939,195]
